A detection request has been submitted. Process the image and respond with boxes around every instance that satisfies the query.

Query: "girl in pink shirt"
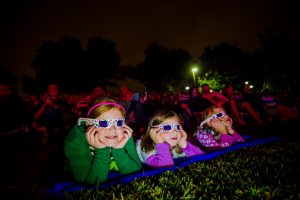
[195,105,245,151]
[136,110,205,167]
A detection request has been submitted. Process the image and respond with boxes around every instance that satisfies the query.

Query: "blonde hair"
[199,105,233,133]
[203,105,225,120]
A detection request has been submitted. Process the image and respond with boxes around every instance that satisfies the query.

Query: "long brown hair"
[141,109,180,153]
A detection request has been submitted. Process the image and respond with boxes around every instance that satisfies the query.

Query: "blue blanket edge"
[45,135,279,198]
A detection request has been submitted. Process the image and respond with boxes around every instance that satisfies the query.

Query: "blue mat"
[45,136,279,198]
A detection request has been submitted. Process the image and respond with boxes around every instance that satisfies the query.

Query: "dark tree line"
[24,35,121,94]
[199,29,300,92]
[136,43,193,91]
[11,29,300,94]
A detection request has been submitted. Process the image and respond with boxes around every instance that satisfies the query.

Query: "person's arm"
[111,136,142,174]
[145,143,174,167]
[34,101,47,120]
[228,99,246,125]
[64,126,111,184]
[196,130,234,151]
[34,96,58,120]
[217,92,229,104]
[180,141,205,157]
[206,92,228,106]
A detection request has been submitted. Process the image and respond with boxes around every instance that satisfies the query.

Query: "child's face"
[96,108,125,147]
[207,108,231,126]
[159,116,182,147]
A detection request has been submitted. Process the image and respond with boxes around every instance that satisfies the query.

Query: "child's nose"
[108,125,117,131]
[171,130,180,135]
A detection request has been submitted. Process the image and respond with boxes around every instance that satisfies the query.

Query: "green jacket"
[64,125,142,184]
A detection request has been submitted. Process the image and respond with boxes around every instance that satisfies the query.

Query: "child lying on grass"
[64,97,142,185]
[195,105,245,151]
[136,109,205,167]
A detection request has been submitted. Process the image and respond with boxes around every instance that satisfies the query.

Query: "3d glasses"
[77,117,125,128]
[200,111,225,128]
[152,124,181,132]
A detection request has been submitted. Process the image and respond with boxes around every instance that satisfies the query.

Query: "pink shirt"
[196,129,245,151]
[136,140,205,167]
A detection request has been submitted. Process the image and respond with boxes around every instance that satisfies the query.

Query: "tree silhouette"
[31,35,120,93]
[28,31,299,94]
[0,66,17,91]
[32,35,83,92]
[21,75,40,95]
[255,29,300,92]
[199,42,254,89]
[84,37,121,88]
[116,65,140,80]
[137,43,193,91]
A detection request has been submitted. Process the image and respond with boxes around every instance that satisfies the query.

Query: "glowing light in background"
[192,66,198,85]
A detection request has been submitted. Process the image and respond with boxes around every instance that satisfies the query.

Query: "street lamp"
[192,67,198,85]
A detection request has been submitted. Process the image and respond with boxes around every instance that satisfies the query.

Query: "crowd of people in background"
[1,81,299,150]
[1,80,300,184]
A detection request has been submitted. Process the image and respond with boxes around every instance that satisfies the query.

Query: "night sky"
[0,0,298,80]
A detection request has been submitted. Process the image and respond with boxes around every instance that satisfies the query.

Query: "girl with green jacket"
[64,97,142,185]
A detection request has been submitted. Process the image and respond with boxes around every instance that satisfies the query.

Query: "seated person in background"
[200,84,228,107]
[90,86,106,102]
[178,90,193,134]
[71,86,106,118]
[189,86,213,117]
[33,83,71,144]
[136,109,205,168]
[195,105,245,151]
[64,97,142,184]
[127,92,146,138]
[222,84,265,125]
[118,84,133,111]
[188,86,213,134]
[261,89,299,122]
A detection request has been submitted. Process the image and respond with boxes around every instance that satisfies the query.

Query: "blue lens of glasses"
[98,119,125,128]
[216,112,224,118]
[163,125,172,131]
[116,119,124,127]
[99,120,109,128]
[175,125,180,130]
[162,124,180,131]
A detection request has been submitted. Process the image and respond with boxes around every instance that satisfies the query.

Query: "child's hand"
[224,118,234,135]
[85,126,107,149]
[43,94,57,108]
[150,127,164,144]
[208,119,227,134]
[112,124,133,149]
[178,129,187,149]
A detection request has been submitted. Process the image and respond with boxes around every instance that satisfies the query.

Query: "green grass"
[63,140,300,200]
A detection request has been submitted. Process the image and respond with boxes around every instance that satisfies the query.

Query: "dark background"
[1,0,298,81]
